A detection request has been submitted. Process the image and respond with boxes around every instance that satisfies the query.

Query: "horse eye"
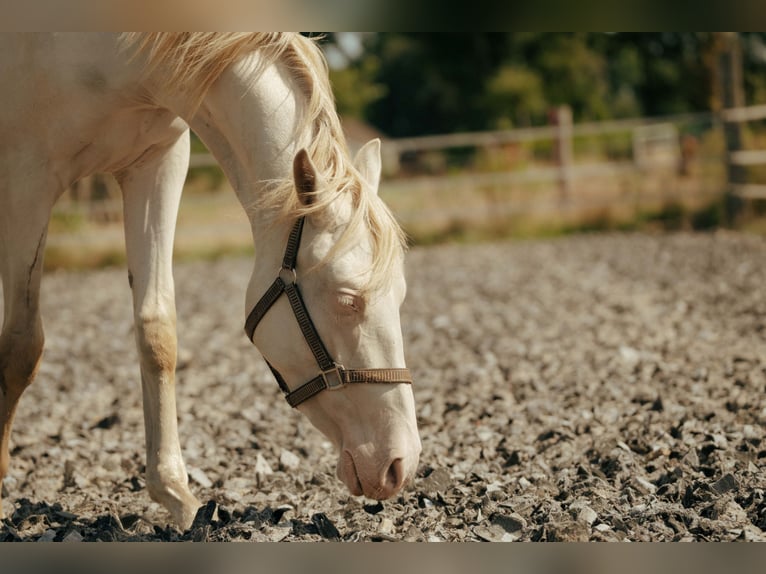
[338,294,357,310]
[337,292,363,314]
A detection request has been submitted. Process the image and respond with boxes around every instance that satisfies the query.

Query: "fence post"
[717,32,746,224]
[553,105,573,203]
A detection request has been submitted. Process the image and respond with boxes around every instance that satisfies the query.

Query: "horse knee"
[135,312,177,376]
[0,326,45,397]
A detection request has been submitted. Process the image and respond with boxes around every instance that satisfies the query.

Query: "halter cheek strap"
[244,216,412,408]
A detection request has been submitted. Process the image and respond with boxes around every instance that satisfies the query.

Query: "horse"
[0,33,421,530]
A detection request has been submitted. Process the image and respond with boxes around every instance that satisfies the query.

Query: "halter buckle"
[322,365,345,390]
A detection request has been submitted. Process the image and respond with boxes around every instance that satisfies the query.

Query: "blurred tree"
[603,33,716,115]
[362,33,511,136]
[317,33,766,138]
[484,65,547,128]
[741,33,766,107]
[329,54,387,119]
[529,33,611,121]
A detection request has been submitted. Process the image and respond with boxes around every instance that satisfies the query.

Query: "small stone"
[311,513,340,540]
[711,473,739,495]
[62,530,83,543]
[190,500,217,530]
[485,481,505,501]
[364,501,384,515]
[266,525,291,542]
[594,523,611,533]
[473,524,520,542]
[419,468,451,493]
[490,512,526,533]
[631,476,657,495]
[63,460,76,488]
[576,506,598,526]
[92,413,120,430]
[682,449,699,468]
[546,520,590,542]
[427,534,444,542]
[616,441,632,452]
[188,466,213,488]
[569,499,598,525]
[710,434,728,449]
[3,475,18,491]
[476,427,495,442]
[254,453,273,476]
[378,517,395,535]
[619,346,641,364]
[37,529,57,542]
[55,509,78,522]
[223,490,244,504]
[279,450,301,471]
[518,477,533,490]
[274,504,294,525]
[486,481,503,493]
[403,525,424,542]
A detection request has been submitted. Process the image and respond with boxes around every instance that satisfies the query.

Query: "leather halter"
[244,216,412,408]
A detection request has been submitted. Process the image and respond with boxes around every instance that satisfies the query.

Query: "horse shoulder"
[0,34,187,188]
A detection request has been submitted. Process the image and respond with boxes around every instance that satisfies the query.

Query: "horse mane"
[121,32,407,293]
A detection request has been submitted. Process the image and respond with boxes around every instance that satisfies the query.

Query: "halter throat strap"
[244,217,412,408]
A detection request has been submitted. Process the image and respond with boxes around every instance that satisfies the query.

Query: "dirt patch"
[2,231,766,541]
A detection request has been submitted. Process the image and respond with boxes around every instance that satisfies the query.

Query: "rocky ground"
[2,231,766,541]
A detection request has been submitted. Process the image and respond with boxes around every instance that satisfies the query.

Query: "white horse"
[0,33,420,530]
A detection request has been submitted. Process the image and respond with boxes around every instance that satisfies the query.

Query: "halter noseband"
[244,216,412,408]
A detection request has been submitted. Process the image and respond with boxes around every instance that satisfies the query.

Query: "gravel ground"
[2,231,766,541]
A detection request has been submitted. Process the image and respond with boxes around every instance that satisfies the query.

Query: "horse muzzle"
[337,445,420,500]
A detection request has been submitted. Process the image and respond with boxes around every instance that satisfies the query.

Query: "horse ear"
[293,149,317,205]
[353,138,382,195]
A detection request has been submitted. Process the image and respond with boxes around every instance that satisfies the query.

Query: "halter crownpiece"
[244,216,412,408]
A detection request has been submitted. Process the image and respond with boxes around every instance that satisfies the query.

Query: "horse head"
[247,139,421,500]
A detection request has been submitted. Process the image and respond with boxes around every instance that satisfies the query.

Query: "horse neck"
[188,54,308,253]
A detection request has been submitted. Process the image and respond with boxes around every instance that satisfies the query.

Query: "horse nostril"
[384,458,405,492]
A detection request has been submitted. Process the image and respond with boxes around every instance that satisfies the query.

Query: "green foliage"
[485,65,547,128]
[534,33,610,120]
[329,56,386,118]
[323,33,766,138]
[50,210,85,233]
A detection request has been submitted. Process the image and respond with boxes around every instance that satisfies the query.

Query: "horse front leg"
[0,181,51,518]
[117,130,200,530]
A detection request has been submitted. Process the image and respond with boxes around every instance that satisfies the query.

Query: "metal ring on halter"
[278,266,297,285]
[321,364,345,390]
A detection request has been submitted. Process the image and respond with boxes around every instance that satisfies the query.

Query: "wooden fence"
[58,105,750,229]
[380,109,710,189]
[721,104,766,199]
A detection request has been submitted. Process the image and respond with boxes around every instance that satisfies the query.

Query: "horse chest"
[66,107,188,178]
[29,104,187,188]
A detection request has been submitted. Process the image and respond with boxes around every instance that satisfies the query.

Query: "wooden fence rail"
[59,106,738,226]
[721,103,766,201]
